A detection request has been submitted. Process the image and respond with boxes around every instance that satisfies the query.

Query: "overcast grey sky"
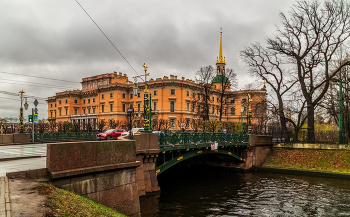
[0,0,296,119]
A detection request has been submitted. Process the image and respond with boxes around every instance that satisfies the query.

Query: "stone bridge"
[7,133,272,217]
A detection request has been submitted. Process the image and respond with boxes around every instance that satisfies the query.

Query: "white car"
[121,128,145,136]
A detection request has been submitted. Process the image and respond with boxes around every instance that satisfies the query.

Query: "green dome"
[212,75,230,84]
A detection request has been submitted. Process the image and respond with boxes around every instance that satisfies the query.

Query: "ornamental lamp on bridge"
[247,93,252,134]
[24,98,29,110]
[132,63,153,133]
[241,107,244,133]
[133,82,139,96]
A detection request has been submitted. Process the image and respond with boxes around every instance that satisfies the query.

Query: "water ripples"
[140,169,350,216]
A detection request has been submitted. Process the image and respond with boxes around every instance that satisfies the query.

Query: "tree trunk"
[279,115,289,143]
[307,103,315,143]
[219,99,223,122]
[277,95,289,142]
[293,126,300,142]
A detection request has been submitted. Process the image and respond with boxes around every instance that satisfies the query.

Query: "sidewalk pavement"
[0,176,10,217]
[0,144,46,162]
[0,144,47,177]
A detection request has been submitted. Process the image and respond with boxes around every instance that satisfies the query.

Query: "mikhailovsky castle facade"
[47,30,266,130]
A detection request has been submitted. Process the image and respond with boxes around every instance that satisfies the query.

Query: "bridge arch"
[156,149,245,176]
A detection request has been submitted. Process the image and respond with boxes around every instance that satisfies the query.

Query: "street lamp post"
[127,105,134,140]
[339,81,344,144]
[133,63,152,133]
[19,90,28,133]
[241,107,244,133]
[32,99,39,142]
[247,93,252,134]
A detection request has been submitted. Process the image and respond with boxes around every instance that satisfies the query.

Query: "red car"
[96,129,127,140]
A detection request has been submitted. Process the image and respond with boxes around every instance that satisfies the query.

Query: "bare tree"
[160,119,170,133]
[190,117,201,132]
[320,49,350,142]
[0,119,7,134]
[109,119,118,129]
[72,121,80,132]
[97,120,106,132]
[48,120,57,132]
[216,68,238,121]
[241,43,298,141]
[36,120,48,134]
[152,117,160,131]
[195,66,215,120]
[267,0,350,142]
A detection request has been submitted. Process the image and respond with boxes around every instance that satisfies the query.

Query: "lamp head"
[24,98,29,110]
[133,83,139,96]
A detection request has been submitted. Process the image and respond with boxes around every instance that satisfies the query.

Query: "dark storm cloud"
[0,0,296,118]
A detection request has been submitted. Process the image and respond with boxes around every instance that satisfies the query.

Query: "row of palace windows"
[50,104,242,117]
[51,98,99,108]
[83,98,96,104]
[50,108,68,117]
[99,102,160,113]
[50,90,241,109]
[100,89,176,100]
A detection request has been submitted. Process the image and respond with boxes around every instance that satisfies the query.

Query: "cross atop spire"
[217,27,225,64]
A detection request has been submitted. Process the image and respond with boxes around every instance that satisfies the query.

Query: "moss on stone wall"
[263,149,350,174]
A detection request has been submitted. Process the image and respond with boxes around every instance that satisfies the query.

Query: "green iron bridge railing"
[32,132,98,142]
[159,132,249,148]
[156,132,250,175]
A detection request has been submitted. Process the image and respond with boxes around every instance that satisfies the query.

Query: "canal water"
[140,167,350,216]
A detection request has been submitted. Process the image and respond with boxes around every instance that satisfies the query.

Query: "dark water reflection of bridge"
[141,167,350,216]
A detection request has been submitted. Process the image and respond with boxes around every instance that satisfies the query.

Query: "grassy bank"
[263,149,350,174]
[39,184,127,217]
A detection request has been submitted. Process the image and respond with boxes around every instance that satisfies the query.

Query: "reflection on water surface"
[141,167,350,216]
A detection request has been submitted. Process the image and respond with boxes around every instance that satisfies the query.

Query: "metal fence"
[271,128,346,144]
[32,132,98,142]
[159,132,249,146]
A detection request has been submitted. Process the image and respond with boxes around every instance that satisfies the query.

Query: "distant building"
[47,30,267,131]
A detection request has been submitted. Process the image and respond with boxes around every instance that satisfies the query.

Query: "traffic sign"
[127,108,134,113]
[34,114,38,122]
[28,115,33,123]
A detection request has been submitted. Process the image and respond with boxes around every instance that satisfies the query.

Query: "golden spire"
[217,27,225,64]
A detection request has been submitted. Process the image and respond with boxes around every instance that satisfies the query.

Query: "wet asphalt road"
[0,144,47,176]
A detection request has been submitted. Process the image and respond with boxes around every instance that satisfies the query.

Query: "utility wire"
[0,71,80,83]
[0,79,79,89]
[0,81,78,90]
[0,91,49,101]
[0,96,20,101]
[0,96,47,103]
[75,0,144,81]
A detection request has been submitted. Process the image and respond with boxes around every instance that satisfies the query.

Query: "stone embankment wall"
[134,133,160,196]
[0,134,30,145]
[47,140,142,217]
[244,135,273,169]
[7,135,161,216]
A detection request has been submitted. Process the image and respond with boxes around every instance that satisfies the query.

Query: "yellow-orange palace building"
[47,30,267,130]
